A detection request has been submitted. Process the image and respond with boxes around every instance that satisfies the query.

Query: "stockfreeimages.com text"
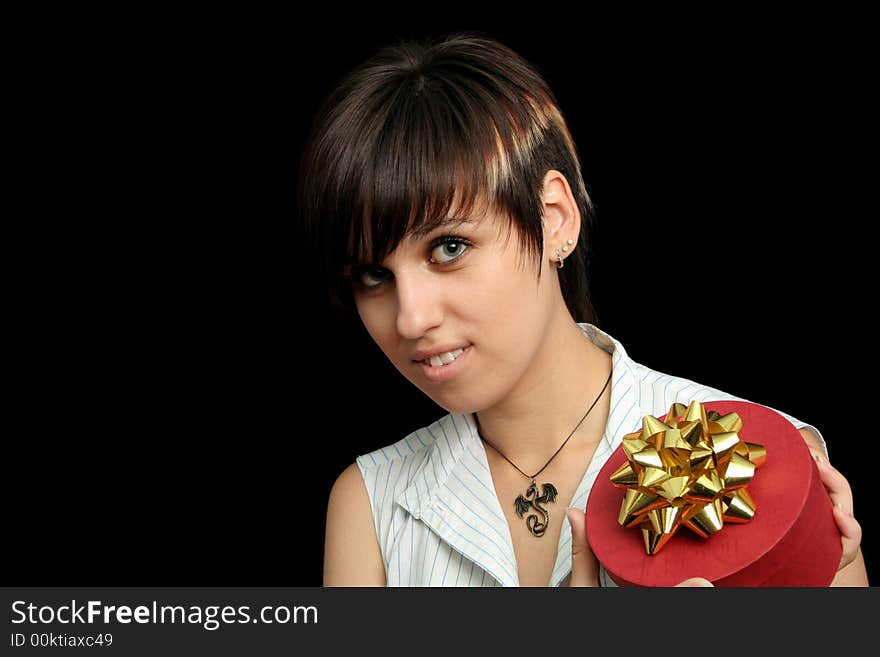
[11,600,317,631]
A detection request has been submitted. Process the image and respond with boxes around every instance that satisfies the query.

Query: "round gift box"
[586,400,841,586]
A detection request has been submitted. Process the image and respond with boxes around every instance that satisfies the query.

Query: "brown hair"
[298,31,599,324]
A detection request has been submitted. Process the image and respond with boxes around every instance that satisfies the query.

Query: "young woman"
[299,33,867,587]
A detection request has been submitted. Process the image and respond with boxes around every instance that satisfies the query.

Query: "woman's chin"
[421,391,488,417]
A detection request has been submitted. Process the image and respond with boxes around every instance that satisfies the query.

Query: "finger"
[674,577,714,587]
[811,450,854,514]
[833,505,862,570]
[567,507,599,587]
[810,449,862,570]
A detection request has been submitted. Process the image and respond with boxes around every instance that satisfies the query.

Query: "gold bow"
[610,400,766,555]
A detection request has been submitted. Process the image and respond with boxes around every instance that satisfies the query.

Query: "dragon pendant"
[514,480,558,537]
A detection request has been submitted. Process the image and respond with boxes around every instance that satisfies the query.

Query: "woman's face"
[350,196,564,414]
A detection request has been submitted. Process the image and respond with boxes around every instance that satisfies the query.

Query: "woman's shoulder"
[629,358,749,407]
[354,411,469,472]
[626,358,828,456]
[350,412,467,543]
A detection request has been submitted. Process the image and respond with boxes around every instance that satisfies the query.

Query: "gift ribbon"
[610,400,766,555]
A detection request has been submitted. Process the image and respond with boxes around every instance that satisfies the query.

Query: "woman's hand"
[566,507,600,586]
[566,507,713,587]
[808,447,862,571]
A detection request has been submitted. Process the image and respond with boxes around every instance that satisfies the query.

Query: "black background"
[7,10,875,585]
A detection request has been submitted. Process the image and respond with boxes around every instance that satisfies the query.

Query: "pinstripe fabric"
[355,323,826,587]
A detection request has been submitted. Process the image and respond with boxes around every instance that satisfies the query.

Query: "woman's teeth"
[427,348,465,367]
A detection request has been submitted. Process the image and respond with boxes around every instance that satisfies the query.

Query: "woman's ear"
[540,169,581,250]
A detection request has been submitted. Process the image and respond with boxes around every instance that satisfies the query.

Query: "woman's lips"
[417,345,472,383]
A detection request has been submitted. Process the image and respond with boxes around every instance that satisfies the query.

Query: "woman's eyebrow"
[343,217,480,268]
[409,216,476,240]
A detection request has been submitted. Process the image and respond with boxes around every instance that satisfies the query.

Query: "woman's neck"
[473,314,613,472]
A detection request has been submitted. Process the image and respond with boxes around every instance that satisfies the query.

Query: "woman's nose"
[394,269,443,340]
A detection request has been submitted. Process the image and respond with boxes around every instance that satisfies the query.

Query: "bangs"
[321,60,556,270]
[343,143,490,268]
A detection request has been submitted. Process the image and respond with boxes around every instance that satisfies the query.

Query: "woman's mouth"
[420,347,466,367]
[416,345,472,383]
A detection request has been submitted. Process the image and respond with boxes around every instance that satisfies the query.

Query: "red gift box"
[586,400,841,586]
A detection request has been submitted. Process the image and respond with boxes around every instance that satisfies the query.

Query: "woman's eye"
[355,267,390,289]
[350,235,472,292]
[430,236,472,264]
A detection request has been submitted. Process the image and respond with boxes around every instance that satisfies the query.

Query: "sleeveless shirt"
[355,323,827,587]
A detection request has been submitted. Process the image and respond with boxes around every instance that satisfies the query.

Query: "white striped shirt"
[355,322,826,587]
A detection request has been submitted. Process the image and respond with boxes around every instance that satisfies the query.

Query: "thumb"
[567,507,599,587]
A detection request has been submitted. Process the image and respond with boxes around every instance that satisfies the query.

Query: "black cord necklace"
[473,368,613,538]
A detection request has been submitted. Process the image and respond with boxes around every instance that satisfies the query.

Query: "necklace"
[473,367,613,538]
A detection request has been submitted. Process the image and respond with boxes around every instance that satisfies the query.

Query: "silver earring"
[555,249,565,269]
